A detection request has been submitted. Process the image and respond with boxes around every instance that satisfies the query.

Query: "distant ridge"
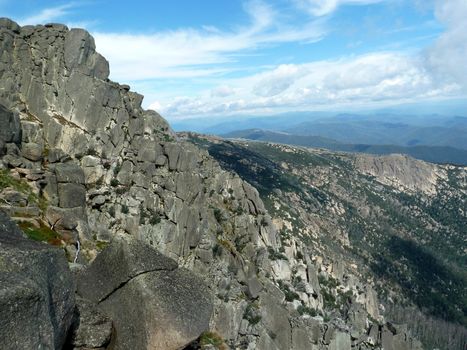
[224,128,467,166]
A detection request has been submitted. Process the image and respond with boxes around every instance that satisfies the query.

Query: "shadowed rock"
[0,104,21,155]
[76,236,213,350]
[0,210,75,349]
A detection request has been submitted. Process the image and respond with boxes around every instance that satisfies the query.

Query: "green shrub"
[212,243,223,257]
[267,246,288,261]
[113,163,121,175]
[116,186,128,194]
[87,147,98,156]
[297,305,317,316]
[244,302,262,325]
[213,208,224,223]
[121,204,129,214]
[149,215,161,225]
[278,280,300,302]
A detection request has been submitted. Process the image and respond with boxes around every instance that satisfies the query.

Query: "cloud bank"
[10,0,467,118]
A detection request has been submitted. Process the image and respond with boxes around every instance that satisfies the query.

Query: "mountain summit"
[0,18,465,350]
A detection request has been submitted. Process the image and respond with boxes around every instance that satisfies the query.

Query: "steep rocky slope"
[0,17,438,349]
[186,133,467,350]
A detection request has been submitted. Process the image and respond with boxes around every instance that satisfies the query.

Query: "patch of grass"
[18,221,61,245]
[199,331,227,349]
[96,240,109,251]
[0,170,46,209]
[0,170,32,195]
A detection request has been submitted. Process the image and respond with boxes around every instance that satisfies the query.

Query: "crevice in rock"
[97,265,177,304]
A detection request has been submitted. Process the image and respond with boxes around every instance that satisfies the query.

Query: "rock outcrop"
[0,18,284,349]
[0,210,75,349]
[0,17,434,350]
[76,236,213,350]
[354,153,446,195]
[0,104,21,154]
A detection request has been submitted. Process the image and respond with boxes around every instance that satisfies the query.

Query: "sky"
[1,0,467,121]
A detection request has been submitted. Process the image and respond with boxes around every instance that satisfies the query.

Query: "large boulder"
[76,236,213,350]
[67,297,113,350]
[0,211,75,349]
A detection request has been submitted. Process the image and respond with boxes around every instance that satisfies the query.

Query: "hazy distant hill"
[285,118,467,150]
[224,129,467,165]
[172,113,467,152]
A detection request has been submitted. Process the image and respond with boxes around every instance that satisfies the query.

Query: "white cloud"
[294,0,385,17]
[157,51,463,118]
[253,64,306,96]
[211,85,237,98]
[93,1,325,81]
[425,0,467,88]
[18,3,74,25]
[151,0,467,118]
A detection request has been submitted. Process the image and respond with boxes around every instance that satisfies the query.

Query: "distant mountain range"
[172,113,467,148]
[223,128,467,166]
[284,117,467,150]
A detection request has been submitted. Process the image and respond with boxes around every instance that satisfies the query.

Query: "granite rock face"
[354,153,445,195]
[0,211,75,349]
[76,236,213,350]
[0,17,430,350]
[0,103,21,154]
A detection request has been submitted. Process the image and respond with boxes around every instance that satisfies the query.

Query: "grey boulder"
[68,296,113,350]
[0,210,75,349]
[76,236,213,350]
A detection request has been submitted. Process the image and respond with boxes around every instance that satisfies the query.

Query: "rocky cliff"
[0,18,433,350]
[186,134,467,350]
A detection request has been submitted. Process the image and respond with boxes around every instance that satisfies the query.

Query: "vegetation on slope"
[187,133,467,349]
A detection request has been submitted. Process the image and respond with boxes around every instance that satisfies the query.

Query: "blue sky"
[2,0,467,120]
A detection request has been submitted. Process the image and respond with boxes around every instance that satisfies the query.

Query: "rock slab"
[76,236,213,350]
